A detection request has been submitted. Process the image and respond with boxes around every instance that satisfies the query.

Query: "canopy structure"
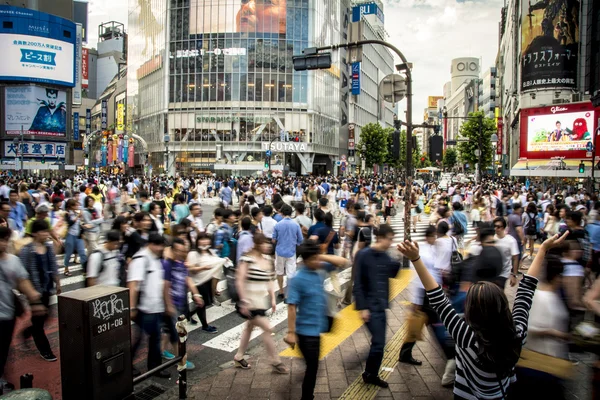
[510,159,593,177]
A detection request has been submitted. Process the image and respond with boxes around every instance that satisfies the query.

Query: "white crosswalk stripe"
[49,213,476,351]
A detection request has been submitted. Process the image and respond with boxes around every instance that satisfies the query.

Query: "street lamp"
[360,143,366,176]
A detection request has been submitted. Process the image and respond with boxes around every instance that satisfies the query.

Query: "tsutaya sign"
[262,142,308,152]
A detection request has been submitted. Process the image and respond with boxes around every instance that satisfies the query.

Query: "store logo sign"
[551,106,568,113]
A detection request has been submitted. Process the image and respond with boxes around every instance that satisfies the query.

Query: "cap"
[575,205,586,212]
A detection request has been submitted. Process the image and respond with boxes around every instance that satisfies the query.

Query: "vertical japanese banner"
[73,112,79,141]
[128,144,134,167]
[116,104,125,132]
[73,23,83,105]
[117,136,123,162]
[101,144,107,166]
[85,109,91,136]
[101,100,107,130]
[112,134,118,161]
[107,139,113,164]
[123,138,129,163]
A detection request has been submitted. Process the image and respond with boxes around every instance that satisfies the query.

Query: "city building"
[347,0,395,172]
[0,1,78,172]
[584,1,600,107]
[442,57,480,145]
[479,67,497,119]
[497,0,598,178]
[126,0,390,176]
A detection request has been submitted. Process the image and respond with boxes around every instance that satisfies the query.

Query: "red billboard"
[82,48,89,88]
[520,103,599,159]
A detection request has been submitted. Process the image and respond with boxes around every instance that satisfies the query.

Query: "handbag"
[517,348,573,379]
[415,206,422,214]
[390,207,397,216]
[406,309,427,342]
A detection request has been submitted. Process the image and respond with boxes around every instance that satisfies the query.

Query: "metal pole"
[478,118,483,184]
[592,123,599,194]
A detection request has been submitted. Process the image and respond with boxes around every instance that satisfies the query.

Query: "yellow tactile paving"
[279,269,414,360]
[338,322,409,400]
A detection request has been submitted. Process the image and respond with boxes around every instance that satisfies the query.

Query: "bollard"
[19,375,32,390]
[176,315,188,400]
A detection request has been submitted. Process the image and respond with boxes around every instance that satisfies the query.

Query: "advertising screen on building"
[5,86,67,137]
[189,0,286,35]
[0,6,76,87]
[520,0,579,91]
[520,103,599,159]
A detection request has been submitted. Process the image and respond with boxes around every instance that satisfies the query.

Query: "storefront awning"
[510,159,593,177]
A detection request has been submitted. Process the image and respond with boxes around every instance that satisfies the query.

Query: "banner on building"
[428,96,443,109]
[128,144,134,167]
[4,140,66,158]
[73,112,79,141]
[73,23,83,105]
[82,48,89,88]
[520,0,579,91]
[5,86,67,137]
[351,62,360,95]
[85,109,91,135]
[116,103,125,132]
[464,80,476,117]
[101,100,107,129]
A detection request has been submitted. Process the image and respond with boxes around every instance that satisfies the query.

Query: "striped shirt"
[426,274,538,399]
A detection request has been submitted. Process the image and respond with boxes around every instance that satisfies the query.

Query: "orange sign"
[428,96,443,109]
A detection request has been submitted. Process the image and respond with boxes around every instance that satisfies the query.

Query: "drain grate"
[134,384,167,400]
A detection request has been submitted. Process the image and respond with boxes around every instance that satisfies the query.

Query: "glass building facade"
[128,0,350,175]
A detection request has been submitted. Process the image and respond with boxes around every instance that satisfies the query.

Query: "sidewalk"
[160,281,454,400]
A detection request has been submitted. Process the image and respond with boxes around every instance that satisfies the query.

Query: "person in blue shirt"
[306,209,326,238]
[214,209,235,259]
[586,206,600,276]
[272,204,303,299]
[8,191,27,236]
[285,241,348,400]
[354,224,402,388]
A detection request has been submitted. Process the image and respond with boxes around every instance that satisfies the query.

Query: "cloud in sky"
[88,0,502,123]
[382,0,503,121]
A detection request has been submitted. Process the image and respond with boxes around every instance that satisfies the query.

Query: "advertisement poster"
[0,6,76,87]
[85,109,91,135]
[189,0,286,35]
[351,62,360,95]
[521,104,598,159]
[5,86,67,137]
[521,0,579,91]
[82,48,89,88]
[101,100,107,130]
[73,112,79,141]
[116,103,125,132]
[4,140,66,158]
[428,96,443,109]
[73,23,82,105]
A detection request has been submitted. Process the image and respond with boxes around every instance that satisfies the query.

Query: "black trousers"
[297,334,321,400]
[0,319,16,379]
[365,310,386,376]
[24,293,52,355]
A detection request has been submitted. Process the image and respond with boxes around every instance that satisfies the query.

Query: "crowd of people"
[0,172,599,400]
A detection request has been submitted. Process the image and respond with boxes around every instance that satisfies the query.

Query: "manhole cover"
[134,384,167,400]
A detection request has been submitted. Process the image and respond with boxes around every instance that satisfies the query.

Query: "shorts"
[275,255,297,278]
[235,306,267,320]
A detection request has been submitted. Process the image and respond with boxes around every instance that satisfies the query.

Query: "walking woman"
[384,191,395,224]
[232,233,289,374]
[63,199,87,276]
[396,231,569,399]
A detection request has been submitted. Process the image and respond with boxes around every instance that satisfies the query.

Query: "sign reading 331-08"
[0,6,76,87]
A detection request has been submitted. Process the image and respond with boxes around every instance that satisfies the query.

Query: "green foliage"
[443,147,458,170]
[356,123,389,168]
[415,153,431,169]
[456,111,497,170]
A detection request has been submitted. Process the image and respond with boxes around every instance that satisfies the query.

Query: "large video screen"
[527,109,594,152]
[5,86,67,137]
[189,0,286,35]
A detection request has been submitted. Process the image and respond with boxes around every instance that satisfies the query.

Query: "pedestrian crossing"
[46,212,477,358]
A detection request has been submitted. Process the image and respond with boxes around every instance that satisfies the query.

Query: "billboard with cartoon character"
[520,103,599,159]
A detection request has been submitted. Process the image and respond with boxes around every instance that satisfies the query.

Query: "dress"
[237,254,276,319]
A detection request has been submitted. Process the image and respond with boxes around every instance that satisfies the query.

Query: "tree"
[456,111,497,171]
[443,147,458,170]
[357,123,389,168]
[415,153,432,169]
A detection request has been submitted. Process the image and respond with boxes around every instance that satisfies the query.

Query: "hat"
[575,205,586,212]
[35,204,50,214]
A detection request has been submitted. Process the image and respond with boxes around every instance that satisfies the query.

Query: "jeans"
[365,310,386,376]
[24,293,52,355]
[64,233,88,271]
[131,311,162,371]
[0,319,16,379]
[297,334,320,400]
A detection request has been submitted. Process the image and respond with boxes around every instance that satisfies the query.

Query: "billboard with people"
[520,103,599,159]
[5,86,67,137]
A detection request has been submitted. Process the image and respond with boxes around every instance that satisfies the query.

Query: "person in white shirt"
[493,217,520,288]
[128,233,171,378]
[187,203,205,244]
[337,183,351,215]
[293,203,312,237]
[259,205,278,239]
[0,180,10,201]
[86,230,123,287]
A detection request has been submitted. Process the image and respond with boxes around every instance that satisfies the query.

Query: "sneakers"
[40,352,57,362]
[189,318,199,325]
[441,359,456,387]
[362,373,389,388]
[202,325,218,334]
[185,361,195,370]
[162,350,176,360]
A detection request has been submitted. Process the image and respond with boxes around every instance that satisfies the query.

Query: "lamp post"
[360,143,366,176]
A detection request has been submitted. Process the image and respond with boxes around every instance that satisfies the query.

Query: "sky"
[86,0,504,123]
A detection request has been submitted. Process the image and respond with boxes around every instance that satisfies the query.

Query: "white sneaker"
[441,359,456,387]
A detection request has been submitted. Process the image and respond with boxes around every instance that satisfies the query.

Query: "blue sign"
[73,112,79,141]
[352,3,384,23]
[101,100,107,130]
[266,150,272,157]
[85,109,91,135]
[351,62,361,95]
[586,141,594,152]
[0,6,77,87]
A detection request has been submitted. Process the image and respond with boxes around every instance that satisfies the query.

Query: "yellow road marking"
[338,322,408,400]
[279,270,414,359]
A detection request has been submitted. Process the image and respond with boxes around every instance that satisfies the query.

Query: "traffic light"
[293,48,332,71]
[433,125,441,134]
[264,156,270,169]
[41,155,45,164]
[421,157,425,162]
[579,161,585,174]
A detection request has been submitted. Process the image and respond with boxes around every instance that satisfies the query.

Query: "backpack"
[86,249,127,287]
[217,226,238,266]
[525,212,537,236]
